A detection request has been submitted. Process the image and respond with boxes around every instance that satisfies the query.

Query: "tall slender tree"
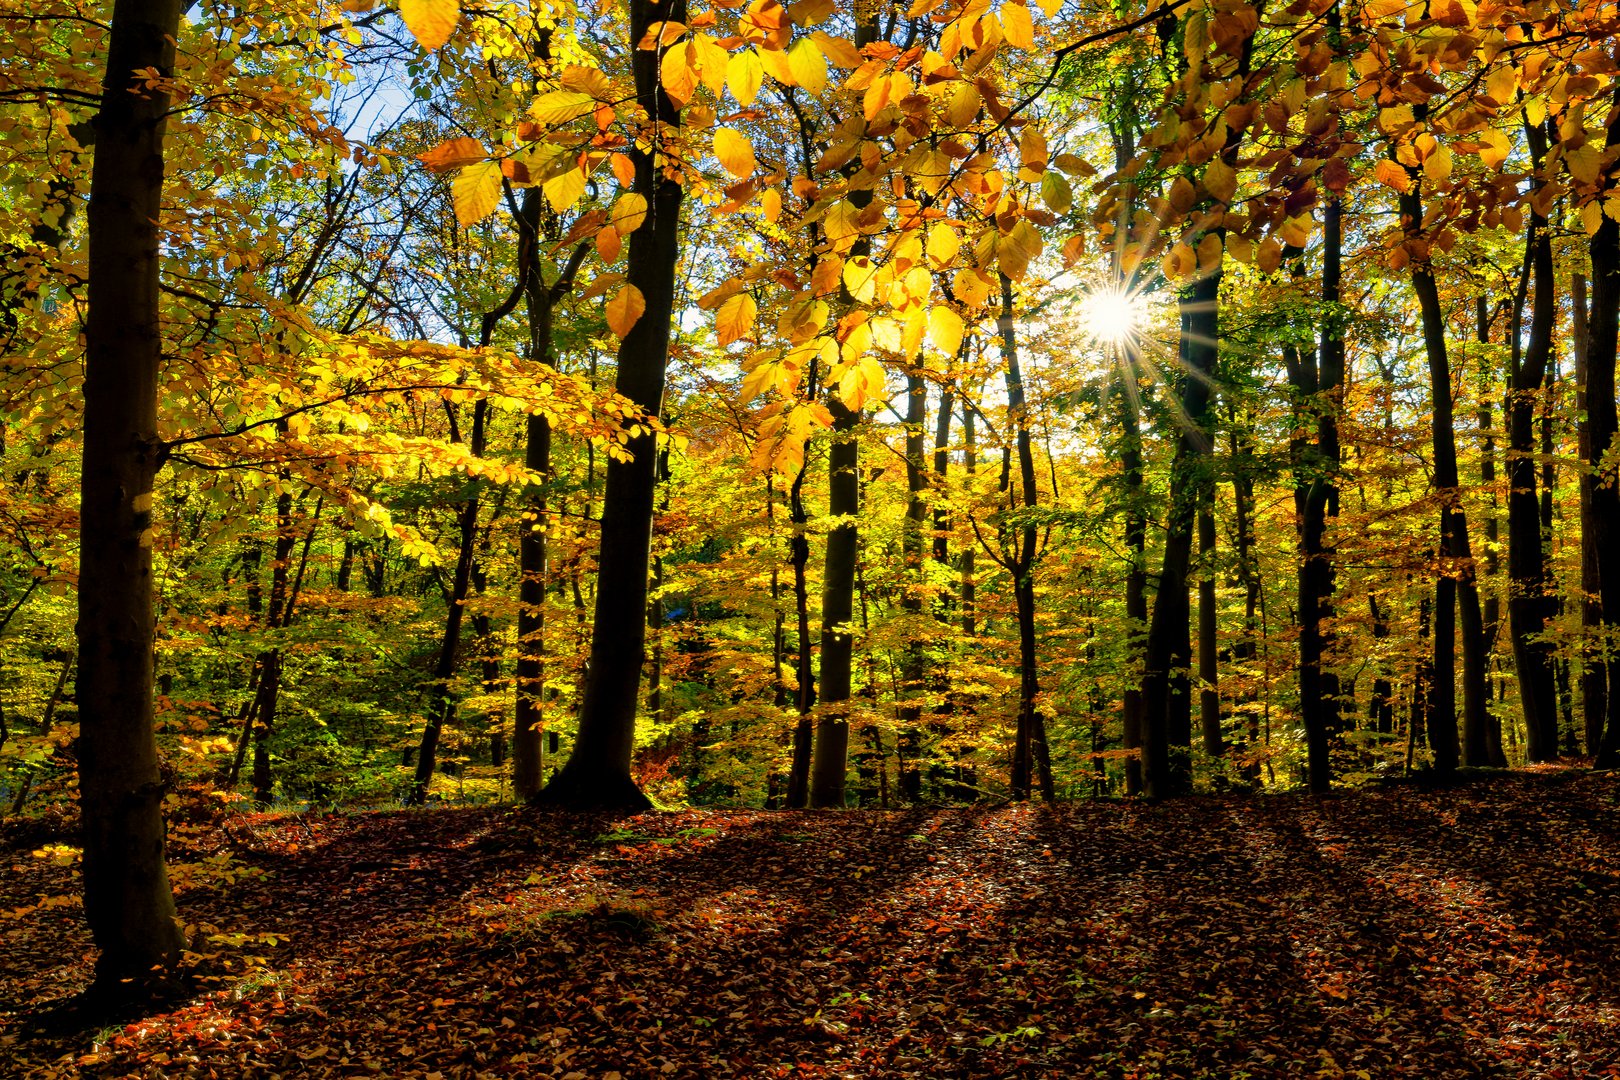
[77,0,187,993]
[537,0,687,810]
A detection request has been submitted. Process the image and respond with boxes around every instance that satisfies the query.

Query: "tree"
[535,0,687,811]
[76,0,187,994]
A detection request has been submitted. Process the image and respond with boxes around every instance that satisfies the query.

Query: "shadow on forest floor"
[2,771,1619,1078]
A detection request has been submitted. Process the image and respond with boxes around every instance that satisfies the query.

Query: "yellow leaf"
[1036,0,1061,14]
[1202,157,1236,203]
[606,284,647,339]
[758,44,797,88]
[1019,127,1048,178]
[1422,144,1453,186]
[1478,128,1511,170]
[910,147,953,196]
[596,225,622,263]
[760,187,782,224]
[928,305,964,356]
[842,256,879,303]
[661,43,698,106]
[1279,215,1312,248]
[1583,201,1604,236]
[1161,241,1194,282]
[863,77,891,121]
[530,90,596,127]
[1000,2,1035,50]
[451,161,502,227]
[810,30,862,68]
[716,292,757,345]
[1566,144,1602,185]
[560,65,613,99]
[927,222,960,269]
[998,219,1042,280]
[1485,63,1517,105]
[823,199,859,244]
[944,83,981,128]
[953,267,992,306]
[611,193,648,235]
[637,20,688,49]
[697,277,744,310]
[714,128,757,177]
[727,49,764,106]
[419,137,485,174]
[695,34,730,98]
[1040,171,1072,215]
[543,166,586,212]
[400,0,459,51]
[788,38,827,96]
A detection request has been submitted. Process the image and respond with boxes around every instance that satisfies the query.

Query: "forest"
[4,0,1620,1074]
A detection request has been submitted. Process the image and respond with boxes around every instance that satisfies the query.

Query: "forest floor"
[3,771,1620,1079]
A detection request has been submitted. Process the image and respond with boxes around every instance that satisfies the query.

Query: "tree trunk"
[1119,374,1148,796]
[1590,111,1620,769]
[514,232,589,800]
[252,481,297,805]
[408,401,487,804]
[537,2,683,811]
[1229,424,1262,784]
[1506,188,1559,762]
[1197,494,1221,761]
[77,0,186,991]
[784,458,816,807]
[1402,177,1482,775]
[809,398,859,807]
[1142,270,1219,798]
[997,275,1053,802]
[897,370,928,800]
[1573,272,1605,754]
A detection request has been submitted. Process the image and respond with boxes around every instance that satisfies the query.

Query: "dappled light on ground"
[4,773,1618,1078]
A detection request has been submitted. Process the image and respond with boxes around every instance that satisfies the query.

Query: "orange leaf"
[606,284,647,338]
[418,137,486,174]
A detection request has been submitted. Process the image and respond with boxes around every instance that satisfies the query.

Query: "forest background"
[5,0,1620,991]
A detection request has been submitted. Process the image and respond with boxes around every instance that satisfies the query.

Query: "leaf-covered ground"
[4,772,1620,1078]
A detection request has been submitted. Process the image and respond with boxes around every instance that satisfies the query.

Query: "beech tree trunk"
[784,457,816,807]
[1229,424,1262,784]
[513,224,588,800]
[996,275,1054,802]
[1197,495,1221,761]
[809,397,859,807]
[1142,270,1219,798]
[897,370,928,800]
[1119,373,1148,796]
[1589,112,1620,769]
[1401,173,1484,775]
[1573,273,1605,755]
[77,0,186,991]
[537,0,684,809]
[1507,184,1559,762]
[807,12,880,808]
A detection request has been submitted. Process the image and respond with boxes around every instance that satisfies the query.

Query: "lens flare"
[1078,287,1146,348]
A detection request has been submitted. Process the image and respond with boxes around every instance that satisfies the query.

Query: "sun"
[1078,286,1146,349]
